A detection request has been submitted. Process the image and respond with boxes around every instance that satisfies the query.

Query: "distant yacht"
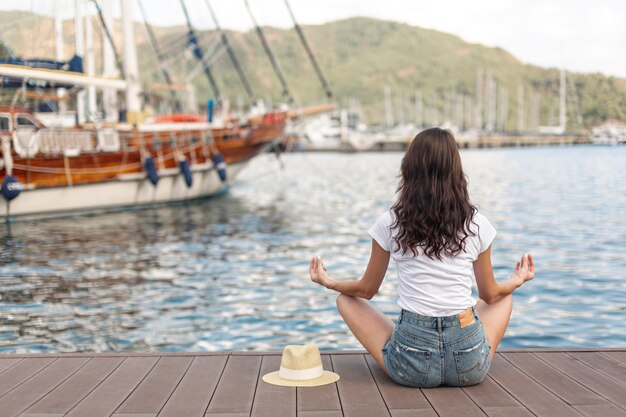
[590,122,626,145]
[302,110,411,152]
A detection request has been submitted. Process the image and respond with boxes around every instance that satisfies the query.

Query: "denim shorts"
[382,307,491,387]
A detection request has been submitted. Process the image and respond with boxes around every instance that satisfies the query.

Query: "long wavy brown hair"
[391,127,476,259]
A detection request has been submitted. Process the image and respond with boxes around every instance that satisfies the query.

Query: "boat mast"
[415,88,423,129]
[517,85,525,132]
[475,68,483,130]
[100,0,118,122]
[283,0,333,100]
[497,86,508,132]
[530,92,540,132]
[204,0,254,100]
[121,0,143,124]
[485,71,496,133]
[54,3,64,65]
[179,0,221,101]
[384,85,393,128]
[559,68,567,131]
[54,0,67,113]
[85,8,97,121]
[398,91,405,126]
[243,0,294,104]
[75,0,86,124]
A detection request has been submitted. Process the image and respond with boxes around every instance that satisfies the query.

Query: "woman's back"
[370,209,496,316]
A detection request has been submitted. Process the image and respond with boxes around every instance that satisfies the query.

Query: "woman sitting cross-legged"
[309,127,535,387]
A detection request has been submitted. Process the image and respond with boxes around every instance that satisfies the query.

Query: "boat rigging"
[178,0,221,101]
[204,0,255,101]
[90,0,125,79]
[283,0,333,100]
[243,0,294,104]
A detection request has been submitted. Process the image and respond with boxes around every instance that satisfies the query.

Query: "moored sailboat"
[0,0,286,219]
[0,104,285,218]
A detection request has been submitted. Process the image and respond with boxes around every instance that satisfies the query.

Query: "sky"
[1,0,625,78]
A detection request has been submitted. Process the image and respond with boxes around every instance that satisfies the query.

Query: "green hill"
[1,12,624,130]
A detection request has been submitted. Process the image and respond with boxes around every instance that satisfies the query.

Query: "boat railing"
[36,128,98,156]
[11,128,127,157]
[9,126,215,159]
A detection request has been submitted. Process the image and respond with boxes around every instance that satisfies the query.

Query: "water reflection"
[1,147,625,353]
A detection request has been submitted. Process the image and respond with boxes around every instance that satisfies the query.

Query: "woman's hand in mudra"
[309,256,335,289]
[510,253,535,288]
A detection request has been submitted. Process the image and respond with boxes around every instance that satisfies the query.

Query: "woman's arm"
[309,239,390,300]
[473,245,535,304]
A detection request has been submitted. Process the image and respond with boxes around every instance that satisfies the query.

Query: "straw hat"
[262,344,340,387]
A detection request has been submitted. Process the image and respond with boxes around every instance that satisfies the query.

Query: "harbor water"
[0,145,625,353]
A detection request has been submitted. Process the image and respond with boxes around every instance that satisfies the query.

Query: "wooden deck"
[0,349,624,417]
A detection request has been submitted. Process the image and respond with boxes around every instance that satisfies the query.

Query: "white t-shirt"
[369,210,496,317]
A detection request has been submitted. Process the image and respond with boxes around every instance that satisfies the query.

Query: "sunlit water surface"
[1,145,625,353]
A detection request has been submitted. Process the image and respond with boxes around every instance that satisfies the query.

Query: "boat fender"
[144,156,159,186]
[179,159,193,188]
[1,175,22,201]
[212,153,227,182]
[207,99,215,123]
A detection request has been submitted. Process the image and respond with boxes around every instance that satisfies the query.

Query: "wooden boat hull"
[0,111,286,218]
[0,156,251,218]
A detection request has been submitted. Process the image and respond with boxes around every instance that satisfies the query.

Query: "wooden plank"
[574,404,626,417]
[201,414,248,417]
[0,358,22,374]
[487,354,582,417]
[250,355,295,417]
[462,376,523,408]
[115,356,192,414]
[389,410,441,417]
[364,355,435,413]
[202,413,250,417]
[22,357,123,416]
[0,358,54,397]
[503,352,608,406]
[0,357,87,417]
[535,352,626,410]
[478,407,538,417]
[298,411,344,417]
[158,356,227,417]
[113,414,157,417]
[331,354,390,417]
[462,377,533,416]
[568,352,626,385]
[64,356,158,417]
[297,355,341,412]
[499,348,626,353]
[205,355,262,415]
[422,387,487,417]
[605,351,626,365]
[6,352,231,358]
[15,414,65,417]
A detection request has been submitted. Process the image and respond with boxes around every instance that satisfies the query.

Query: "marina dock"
[296,134,592,152]
[0,348,624,417]
[456,134,592,149]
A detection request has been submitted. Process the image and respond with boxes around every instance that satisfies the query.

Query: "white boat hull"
[1,160,248,218]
